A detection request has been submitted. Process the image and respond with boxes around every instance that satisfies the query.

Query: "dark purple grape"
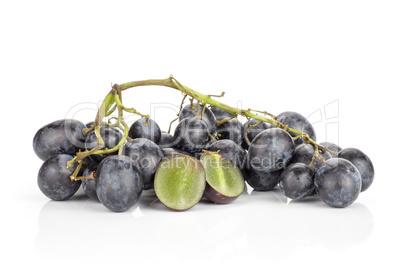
[287,143,332,172]
[244,168,283,191]
[248,128,295,173]
[187,139,214,160]
[37,154,82,201]
[319,142,342,156]
[33,119,86,161]
[206,140,247,173]
[81,160,99,202]
[315,158,361,208]
[210,106,233,121]
[277,111,316,145]
[158,131,178,148]
[337,148,374,192]
[128,118,161,143]
[179,104,217,135]
[241,118,274,150]
[96,155,143,212]
[84,127,122,162]
[173,117,209,154]
[217,119,244,145]
[122,138,164,190]
[161,147,194,157]
[279,163,315,199]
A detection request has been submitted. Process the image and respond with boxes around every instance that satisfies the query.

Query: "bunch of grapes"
[33,77,374,212]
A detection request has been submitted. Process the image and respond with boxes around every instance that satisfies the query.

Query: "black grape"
[277,111,316,145]
[241,118,273,150]
[217,119,244,145]
[158,131,177,148]
[210,106,233,121]
[179,104,217,135]
[161,147,194,157]
[279,163,315,199]
[128,118,161,143]
[33,119,86,161]
[81,160,99,202]
[122,138,164,190]
[37,154,82,201]
[206,139,247,174]
[248,128,295,173]
[337,148,374,192]
[315,158,361,208]
[96,155,143,212]
[84,126,122,162]
[173,117,209,154]
[320,142,342,156]
[287,143,332,172]
[244,168,283,191]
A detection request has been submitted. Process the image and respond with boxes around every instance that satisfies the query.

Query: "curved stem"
[68,75,333,178]
[216,116,236,126]
[118,76,313,141]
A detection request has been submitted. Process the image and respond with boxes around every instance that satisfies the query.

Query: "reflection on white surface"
[35,188,373,267]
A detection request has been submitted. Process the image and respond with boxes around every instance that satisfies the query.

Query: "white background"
[1,1,401,267]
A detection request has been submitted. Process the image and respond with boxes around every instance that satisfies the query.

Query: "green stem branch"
[68,75,333,179]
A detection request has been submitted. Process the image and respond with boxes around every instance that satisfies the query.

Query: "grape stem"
[67,75,335,180]
[216,116,237,126]
[244,120,263,146]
